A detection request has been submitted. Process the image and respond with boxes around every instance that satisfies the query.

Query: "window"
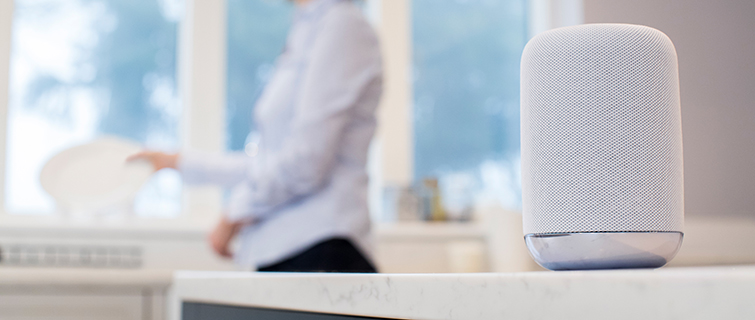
[411,0,528,210]
[5,0,183,216]
[0,0,575,224]
[226,0,291,152]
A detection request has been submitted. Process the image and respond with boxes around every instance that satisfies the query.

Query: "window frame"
[0,0,13,220]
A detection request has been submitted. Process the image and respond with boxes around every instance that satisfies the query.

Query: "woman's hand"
[208,216,246,259]
[127,151,179,171]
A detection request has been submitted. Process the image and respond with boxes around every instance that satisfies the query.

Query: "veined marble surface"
[173,266,755,320]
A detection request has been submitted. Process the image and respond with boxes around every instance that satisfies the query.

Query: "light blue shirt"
[179,0,382,268]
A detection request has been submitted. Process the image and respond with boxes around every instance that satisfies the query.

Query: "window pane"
[226,0,292,152]
[6,0,183,216]
[412,0,527,210]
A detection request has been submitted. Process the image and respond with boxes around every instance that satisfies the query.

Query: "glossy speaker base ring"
[524,232,683,270]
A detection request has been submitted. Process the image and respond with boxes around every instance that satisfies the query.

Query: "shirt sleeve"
[178,150,249,187]
[225,10,382,222]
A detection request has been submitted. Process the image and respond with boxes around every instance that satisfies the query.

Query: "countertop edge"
[172,267,755,320]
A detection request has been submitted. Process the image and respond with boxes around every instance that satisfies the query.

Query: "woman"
[132,0,381,272]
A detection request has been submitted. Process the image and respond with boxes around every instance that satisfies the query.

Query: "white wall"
[584,0,755,219]
[0,0,13,209]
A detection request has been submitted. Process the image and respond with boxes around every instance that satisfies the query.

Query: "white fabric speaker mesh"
[521,24,684,234]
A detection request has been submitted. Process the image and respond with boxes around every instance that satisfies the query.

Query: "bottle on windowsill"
[422,178,446,222]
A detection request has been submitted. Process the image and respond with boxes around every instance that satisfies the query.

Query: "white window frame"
[0,0,13,221]
[0,0,581,230]
[177,0,227,226]
[529,0,584,38]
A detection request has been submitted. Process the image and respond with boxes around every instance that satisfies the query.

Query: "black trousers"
[257,238,377,273]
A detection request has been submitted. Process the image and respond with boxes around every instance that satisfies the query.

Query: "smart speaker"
[520,24,684,270]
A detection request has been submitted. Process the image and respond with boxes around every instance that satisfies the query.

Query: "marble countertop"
[174,266,755,320]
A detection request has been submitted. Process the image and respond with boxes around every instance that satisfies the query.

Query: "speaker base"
[524,232,683,271]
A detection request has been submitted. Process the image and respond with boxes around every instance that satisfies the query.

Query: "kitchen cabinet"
[0,269,171,320]
[182,303,387,320]
[1,292,151,320]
